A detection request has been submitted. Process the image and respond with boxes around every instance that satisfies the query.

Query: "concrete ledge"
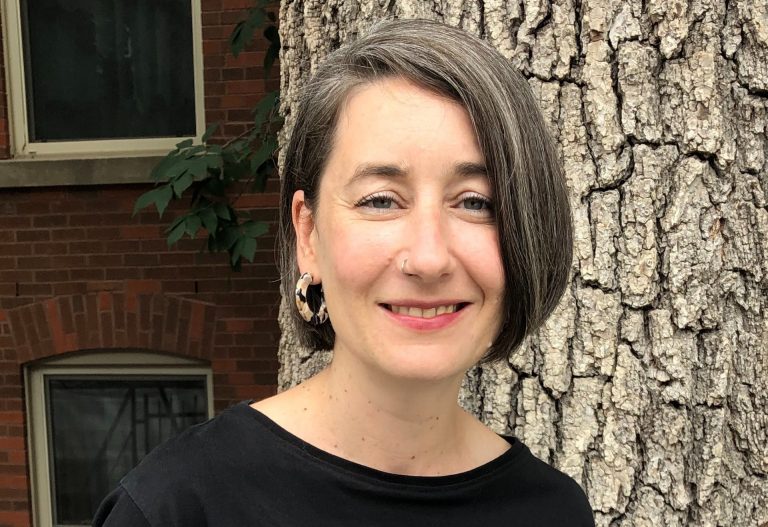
[0,156,164,187]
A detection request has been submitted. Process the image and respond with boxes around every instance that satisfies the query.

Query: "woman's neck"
[308,361,469,475]
[254,350,503,476]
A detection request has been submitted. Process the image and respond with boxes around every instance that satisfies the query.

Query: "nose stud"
[401,258,410,275]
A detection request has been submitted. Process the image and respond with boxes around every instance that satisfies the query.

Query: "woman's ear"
[292,190,319,280]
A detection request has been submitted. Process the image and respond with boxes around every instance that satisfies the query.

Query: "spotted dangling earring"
[295,272,329,325]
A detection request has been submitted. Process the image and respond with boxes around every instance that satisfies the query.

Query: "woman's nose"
[402,207,454,281]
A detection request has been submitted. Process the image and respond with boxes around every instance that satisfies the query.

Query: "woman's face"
[293,77,505,383]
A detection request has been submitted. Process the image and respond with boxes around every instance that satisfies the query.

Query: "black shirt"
[93,401,594,526]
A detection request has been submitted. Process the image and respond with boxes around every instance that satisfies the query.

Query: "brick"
[53,255,86,267]
[31,215,61,228]
[205,81,225,96]
[69,241,104,253]
[0,437,24,450]
[33,269,68,282]
[201,12,220,25]
[103,240,141,253]
[204,67,222,82]
[53,282,88,296]
[17,283,52,296]
[222,0,251,8]
[226,79,265,94]
[14,201,50,214]
[0,412,22,424]
[86,227,121,240]
[0,510,31,526]
[88,254,124,267]
[224,319,252,333]
[33,242,68,255]
[120,225,161,239]
[51,227,94,241]
[0,217,31,228]
[69,268,105,281]
[0,244,31,257]
[87,281,122,292]
[15,230,49,242]
[222,68,244,81]
[201,0,222,11]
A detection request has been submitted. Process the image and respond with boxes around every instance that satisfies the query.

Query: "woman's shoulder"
[94,401,272,527]
[127,401,261,481]
[501,444,594,526]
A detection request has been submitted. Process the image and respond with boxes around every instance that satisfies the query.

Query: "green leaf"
[187,157,210,179]
[175,138,194,149]
[199,207,218,232]
[204,177,227,198]
[165,214,186,233]
[220,226,240,249]
[172,173,194,197]
[222,158,250,184]
[229,9,265,57]
[263,26,280,76]
[133,187,161,216]
[240,236,258,262]
[204,152,223,169]
[250,137,276,172]
[230,236,245,265]
[133,185,174,217]
[150,151,184,182]
[167,221,186,246]
[202,123,219,142]
[252,91,279,126]
[264,25,280,46]
[251,162,273,193]
[242,220,268,238]
[214,202,232,220]
[155,185,174,217]
[185,215,202,237]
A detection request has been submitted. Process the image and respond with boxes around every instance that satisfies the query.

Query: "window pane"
[46,377,208,526]
[22,0,196,142]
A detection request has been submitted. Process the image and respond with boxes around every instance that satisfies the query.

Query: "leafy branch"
[133,0,281,271]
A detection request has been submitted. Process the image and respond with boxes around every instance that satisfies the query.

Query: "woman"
[95,19,593,526]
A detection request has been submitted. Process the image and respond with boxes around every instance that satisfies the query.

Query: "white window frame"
[25,351,214,527]
[1,0,206,159]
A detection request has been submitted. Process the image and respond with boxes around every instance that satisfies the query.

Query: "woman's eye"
[460,194,493,213]
[355,193,399,210]
[368,196,394,209]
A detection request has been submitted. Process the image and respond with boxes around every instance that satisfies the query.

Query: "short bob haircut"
[278,18,573,363]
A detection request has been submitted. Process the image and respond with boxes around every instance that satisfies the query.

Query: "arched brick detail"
[5,292,217,363]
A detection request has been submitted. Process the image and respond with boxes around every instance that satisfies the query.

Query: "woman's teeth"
[389,305,457,318]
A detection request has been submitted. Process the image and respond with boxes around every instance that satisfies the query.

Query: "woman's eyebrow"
[453,161,488,177]
[349,163,408,185]
[347,161,487,187]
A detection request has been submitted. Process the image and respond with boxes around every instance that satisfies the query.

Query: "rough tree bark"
[275,1,768,525]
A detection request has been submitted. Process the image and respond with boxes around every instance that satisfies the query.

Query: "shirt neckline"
[233,400,528,488]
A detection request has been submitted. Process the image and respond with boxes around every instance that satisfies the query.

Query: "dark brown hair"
[278,18,573,362]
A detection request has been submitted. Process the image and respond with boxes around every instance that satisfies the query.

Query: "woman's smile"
[379,301,470,331]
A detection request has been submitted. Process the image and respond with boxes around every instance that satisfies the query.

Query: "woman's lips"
[379,303,468,330]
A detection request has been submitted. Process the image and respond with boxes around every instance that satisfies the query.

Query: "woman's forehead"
[327,79,484,173]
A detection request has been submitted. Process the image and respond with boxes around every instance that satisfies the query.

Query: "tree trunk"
[276,1,768,525]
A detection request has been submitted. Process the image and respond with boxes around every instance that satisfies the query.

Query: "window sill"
[0,155,164,188]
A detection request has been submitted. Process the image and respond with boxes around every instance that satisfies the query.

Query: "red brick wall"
[0,1,282,526]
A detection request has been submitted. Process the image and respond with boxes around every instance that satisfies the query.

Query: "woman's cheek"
[324,223,400,284]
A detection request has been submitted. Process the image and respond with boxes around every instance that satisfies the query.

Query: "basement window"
[25,351,213,527]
